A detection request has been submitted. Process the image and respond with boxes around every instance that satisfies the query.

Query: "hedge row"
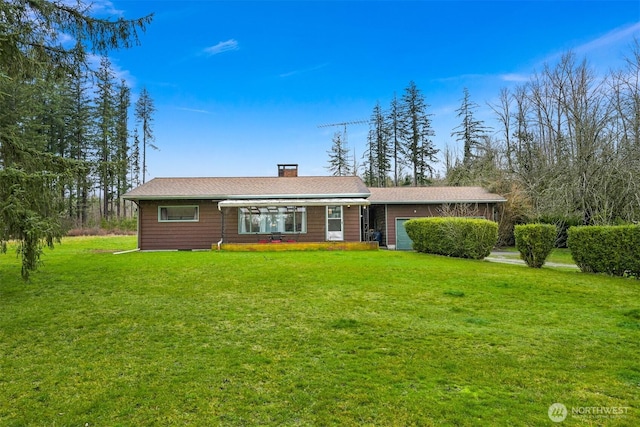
[404,217,498,260]
[514,224,556,268]
[537,215,582,248]
[567,225,640,278]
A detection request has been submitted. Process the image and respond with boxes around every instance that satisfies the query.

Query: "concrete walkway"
[486,252,579,269]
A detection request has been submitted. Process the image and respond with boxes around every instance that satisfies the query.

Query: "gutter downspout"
[133,200,141,250]
[217,202,225,250]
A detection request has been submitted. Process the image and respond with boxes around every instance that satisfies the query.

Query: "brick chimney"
[278,164,298,177]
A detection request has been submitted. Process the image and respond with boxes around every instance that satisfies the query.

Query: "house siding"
[137,201,365,249]
[138,200,221,250]
[343,205,362,242]
[306,206,329,241]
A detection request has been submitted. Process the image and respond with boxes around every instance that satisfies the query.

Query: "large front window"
[239,206,307,234]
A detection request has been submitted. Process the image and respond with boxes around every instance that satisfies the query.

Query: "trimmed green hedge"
[404,217,498,260]
[514,224,556,268]
[567,225,640,278]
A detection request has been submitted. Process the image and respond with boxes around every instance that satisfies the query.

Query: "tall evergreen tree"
[130,128,141,188]
[326,131,352,176]
[135,87,157,183]
[44,76,78,223]
[66,47,94,227]
[446,87,496,186]
[387,94,404,186]
[94,56,117,219]
[451,87,491,166]
[369,101,391,187]
[399,81,438,186]
[115,80,131,218]
[362,129,376,186]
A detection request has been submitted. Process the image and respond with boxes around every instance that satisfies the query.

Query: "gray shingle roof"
[367,186,506,204]
[123,177,506,205]
[122,176,371,200]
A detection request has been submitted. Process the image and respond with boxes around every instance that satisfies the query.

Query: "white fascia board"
[371,199,506,204]
[228,193,371,199]
[218,198,370,208]
[123,193,371,201]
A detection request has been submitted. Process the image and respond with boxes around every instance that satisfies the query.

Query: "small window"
[159,205,199,222]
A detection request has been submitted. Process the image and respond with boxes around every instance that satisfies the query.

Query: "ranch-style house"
[122,164,506,251]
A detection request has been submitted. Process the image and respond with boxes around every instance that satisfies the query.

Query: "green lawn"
[1,236,638,426]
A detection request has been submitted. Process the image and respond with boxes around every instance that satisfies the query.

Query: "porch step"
[215,241,379,252]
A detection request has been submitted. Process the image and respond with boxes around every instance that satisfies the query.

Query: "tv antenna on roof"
[317,120,369,132]
[317,120,369,145]
[318,120,369,176]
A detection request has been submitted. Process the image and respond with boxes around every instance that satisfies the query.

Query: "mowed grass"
[1,236,639,426]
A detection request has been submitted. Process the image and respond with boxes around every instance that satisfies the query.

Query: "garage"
[368,187,506,250]
[395,218,414,250]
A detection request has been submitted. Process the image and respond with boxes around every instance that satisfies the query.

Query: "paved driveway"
[486,252,579,269]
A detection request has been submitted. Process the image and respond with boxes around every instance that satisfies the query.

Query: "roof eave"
[122,195,207,201]
[218,198,370,208]
[233,193,371,199]
[122,193,372,201]
[371,199,507,204]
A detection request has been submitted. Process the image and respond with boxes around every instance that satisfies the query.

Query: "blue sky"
[101,0,640,179]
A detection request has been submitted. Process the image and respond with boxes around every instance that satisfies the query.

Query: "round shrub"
[404,217,498,260]
[514,223,556,268]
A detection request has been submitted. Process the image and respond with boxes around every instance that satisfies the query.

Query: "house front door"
[326,205,343,241]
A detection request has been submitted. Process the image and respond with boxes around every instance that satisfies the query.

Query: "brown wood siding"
[382,203,497,247]
[138,201,365,248]
[305,206,329,241]
[343,205,362,241]
[138,200,221,250]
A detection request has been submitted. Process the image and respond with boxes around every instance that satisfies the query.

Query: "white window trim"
[158,205,200,222]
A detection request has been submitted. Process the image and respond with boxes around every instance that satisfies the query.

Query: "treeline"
[327,81,439,187]
[477,49,640,228]
[331,42,640,232]
[1,48,155,229]
[0,0,153,278]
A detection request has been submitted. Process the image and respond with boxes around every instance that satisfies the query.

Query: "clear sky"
[101,0,640,179]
